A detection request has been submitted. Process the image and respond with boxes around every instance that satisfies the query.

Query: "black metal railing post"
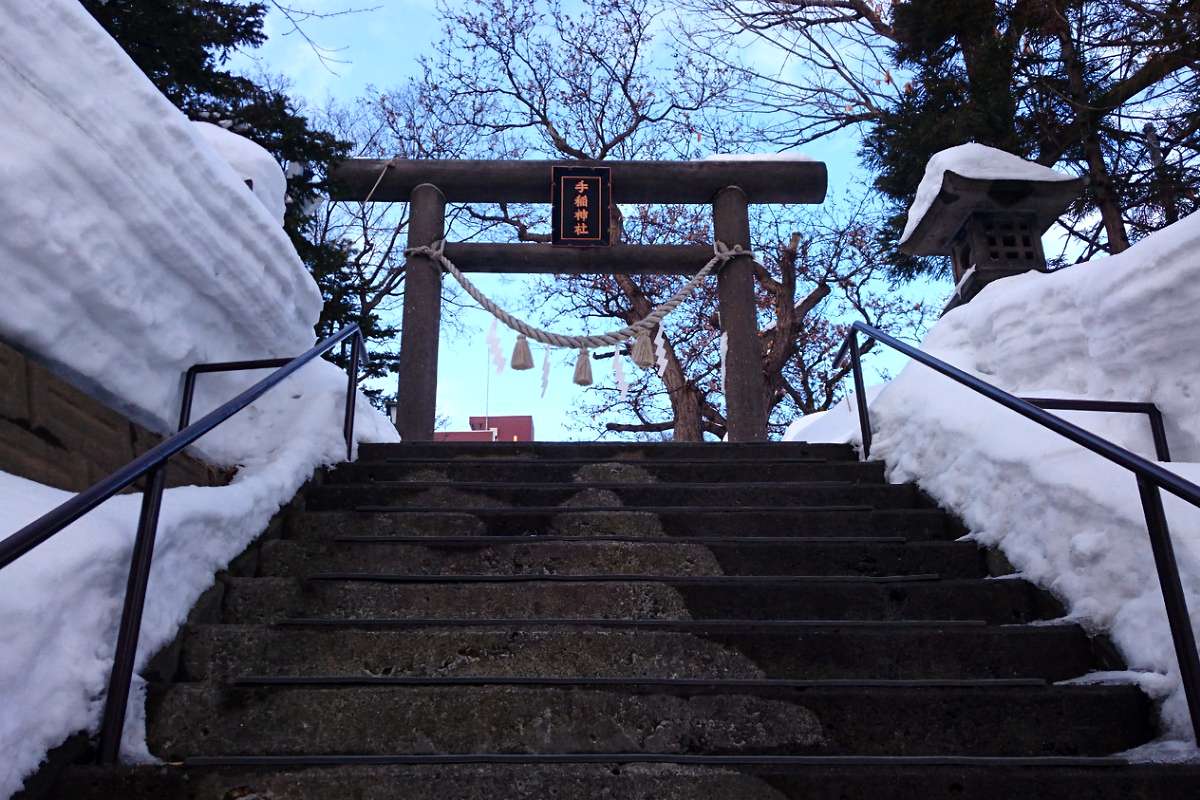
[178,369,199,433]
[95,464,167,764]
[848,332,873,460]
[1147,406,1172,463]
[0,324,370,765]
[1136,476,1200,740]
[343,334,362,462]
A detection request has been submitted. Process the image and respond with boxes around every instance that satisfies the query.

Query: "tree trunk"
[614,273,707,441]
[1052,5,1130,253]
[671,389,704,442]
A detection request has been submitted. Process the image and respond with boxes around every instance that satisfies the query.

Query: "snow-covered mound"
[0,2,399,796]
[900,143,1077,244]
[192,121,287,225]
[0,0,321,456]
[783,385,884,444]
[799,212,1200,753]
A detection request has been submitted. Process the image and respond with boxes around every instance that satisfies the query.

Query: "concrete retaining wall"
[0,340,230,492]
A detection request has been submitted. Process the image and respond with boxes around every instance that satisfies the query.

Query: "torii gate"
[328,159,827,442]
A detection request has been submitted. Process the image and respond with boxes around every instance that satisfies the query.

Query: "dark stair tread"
[180,621,1103,682]
[306,483,925,511]
[362,457,842,466]
[301,572,943,584]
[358,442,857,460]
[54,761,1200,800]
[229,676,1048,688]
[329,534,910,543]
[181,621,1103,677]
[221,575,1063,624]
[273,618,996,629]
[327,459,889,485]
[352,504,881,512]
[146,683,1153,758]
[328,479,863,488]
[256,538,987,580]
[179,754,1141,766]
[287,507,955,542]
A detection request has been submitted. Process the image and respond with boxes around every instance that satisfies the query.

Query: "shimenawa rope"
[404,238,749,351]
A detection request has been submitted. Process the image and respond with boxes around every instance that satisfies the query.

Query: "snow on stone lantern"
[899,144,1085,309]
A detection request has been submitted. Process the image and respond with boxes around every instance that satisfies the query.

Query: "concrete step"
[178,622,1104,683]
[256,538,988,578]
[51,762,1200,800]
[303,482,925,511]
[326,458,888,485]
[287,508,955,541]
[219,576,1063,624]
[145,682,1152,758]
[358,441,859,462]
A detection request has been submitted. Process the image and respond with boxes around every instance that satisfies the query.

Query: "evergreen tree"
[861,0,1199,276]
[81,0,397,403]
[860,0,1029,278]
[699,0,1200,278]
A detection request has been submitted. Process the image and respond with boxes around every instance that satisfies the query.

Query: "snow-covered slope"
[797,212,1200,753]
[0,0,322,455]
[900,143,1077,244]
[0,2,399,796]
[192,121,288,225]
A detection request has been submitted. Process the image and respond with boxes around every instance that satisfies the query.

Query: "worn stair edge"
[300,572,944,584]
[273,618,995,629]
[220,576,1064,624]
[178,621,1107,682]
[53,760,1200,800]
[357,442,859,461]
[326,459,889,484]
[286,508,955,541]
[146,683,1154,758]
[228,676,1048,688]
[303,482,923,511]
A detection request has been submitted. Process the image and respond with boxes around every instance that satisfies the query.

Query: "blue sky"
[231,1,912,439]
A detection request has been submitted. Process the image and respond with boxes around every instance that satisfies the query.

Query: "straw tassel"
[630,331,655,369]
[572,348,593,386]
[510,334,534,370]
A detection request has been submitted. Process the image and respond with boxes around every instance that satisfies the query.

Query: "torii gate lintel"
[328,158,828,442]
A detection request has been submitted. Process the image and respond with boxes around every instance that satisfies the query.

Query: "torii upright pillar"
[396,183,446,441]
[713,186,768,441]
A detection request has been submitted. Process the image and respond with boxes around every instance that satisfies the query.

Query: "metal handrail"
[1020,398,1171,463]
[0,324,368,763]
[834,320,1200,741]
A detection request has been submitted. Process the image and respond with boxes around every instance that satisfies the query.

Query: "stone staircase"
[54,442,1200,797]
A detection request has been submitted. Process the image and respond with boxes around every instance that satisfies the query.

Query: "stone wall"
[0,340,230,492]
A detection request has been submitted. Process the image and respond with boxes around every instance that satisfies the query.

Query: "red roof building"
[433,415,534,443]
[470,415,534,442]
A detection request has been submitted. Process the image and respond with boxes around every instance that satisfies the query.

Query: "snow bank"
[192,121,287,225]
[0,0,322,457]
[0,2,400,795]
[783,385,885,445]
[0,364,397,797]
[900,143,1076,244]
[832,212,1200,751]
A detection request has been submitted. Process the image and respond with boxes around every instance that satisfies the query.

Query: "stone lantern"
[899,147,1085,309]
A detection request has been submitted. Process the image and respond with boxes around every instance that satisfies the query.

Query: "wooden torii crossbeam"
[328,159,828,441]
